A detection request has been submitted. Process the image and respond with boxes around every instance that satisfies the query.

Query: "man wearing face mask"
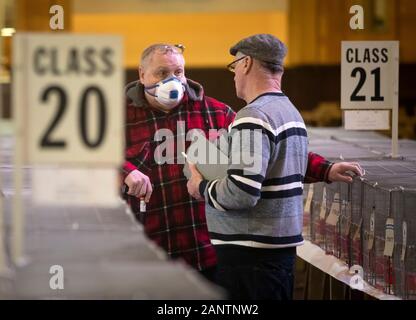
[123,43,363,282]
[123,44,235,281]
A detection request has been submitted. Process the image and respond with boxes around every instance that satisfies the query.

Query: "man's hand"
[328,162,364,183]
[186,163,204,201]
[124,169,153,202]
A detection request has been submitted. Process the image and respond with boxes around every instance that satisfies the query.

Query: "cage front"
[303,184,312,241]
[405,244,416,300]
[392,189,405,298]
[310,182,326,249]
[401,189,416,300]
[339,182,352,264]
[350,177,364,267]
[361,181,379,286]
[377,176,416,296]
[373,185,394,293]
[324,182,340,256]
[359,163,416,292]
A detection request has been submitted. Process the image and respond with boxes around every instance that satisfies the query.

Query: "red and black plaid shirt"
[123,80,332,271]
[123,80,235,270]
[304,152,334,184]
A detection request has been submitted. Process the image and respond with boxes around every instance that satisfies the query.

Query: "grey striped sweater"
[200,92,308,249]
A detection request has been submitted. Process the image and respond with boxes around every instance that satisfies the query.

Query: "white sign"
[344,110,390,130]
[326,193,340,226]
[401,221,407,261]
[33,167,120,207]
[383,218,394,257]
[341,41,399,110]
[13,33,124,165]
[304,184,314,215]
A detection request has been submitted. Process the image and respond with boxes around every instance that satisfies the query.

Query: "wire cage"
[303,184,312,241]
[339,183,352,264]
[350,176,365,268]
[309,182,326,249]
[307,127,388,144]
[360,171,416,295]
[323,181,350,260]
[361,179,394,292]
[306,129,416,299]
[307,141,388,255]
[309,145,382,161]
[323,183,339,256]
[361,160,416,176]
[357,140,416,160]
[392,187,416,300]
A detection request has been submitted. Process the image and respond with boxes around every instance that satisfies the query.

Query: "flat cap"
[229,33,287,67]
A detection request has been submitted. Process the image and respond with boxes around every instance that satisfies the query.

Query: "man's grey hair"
[140,44,184,68]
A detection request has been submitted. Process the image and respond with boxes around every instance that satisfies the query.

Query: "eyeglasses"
[227,56,247,72]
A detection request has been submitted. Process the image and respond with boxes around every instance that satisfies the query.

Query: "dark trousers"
[214,246,296,300]
[199,265,217,284]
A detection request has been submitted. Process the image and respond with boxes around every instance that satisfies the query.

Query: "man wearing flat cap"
[187,34,363,299]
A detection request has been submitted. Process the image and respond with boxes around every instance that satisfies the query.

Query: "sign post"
[341,41,399,157]
[0,184,8,274]
[12,33,124,265]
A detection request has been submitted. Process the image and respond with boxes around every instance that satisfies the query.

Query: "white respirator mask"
[144,76,185,110]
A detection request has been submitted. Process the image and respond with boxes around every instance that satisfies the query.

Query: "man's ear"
[242,56,253,75]
[138,66,145,84]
